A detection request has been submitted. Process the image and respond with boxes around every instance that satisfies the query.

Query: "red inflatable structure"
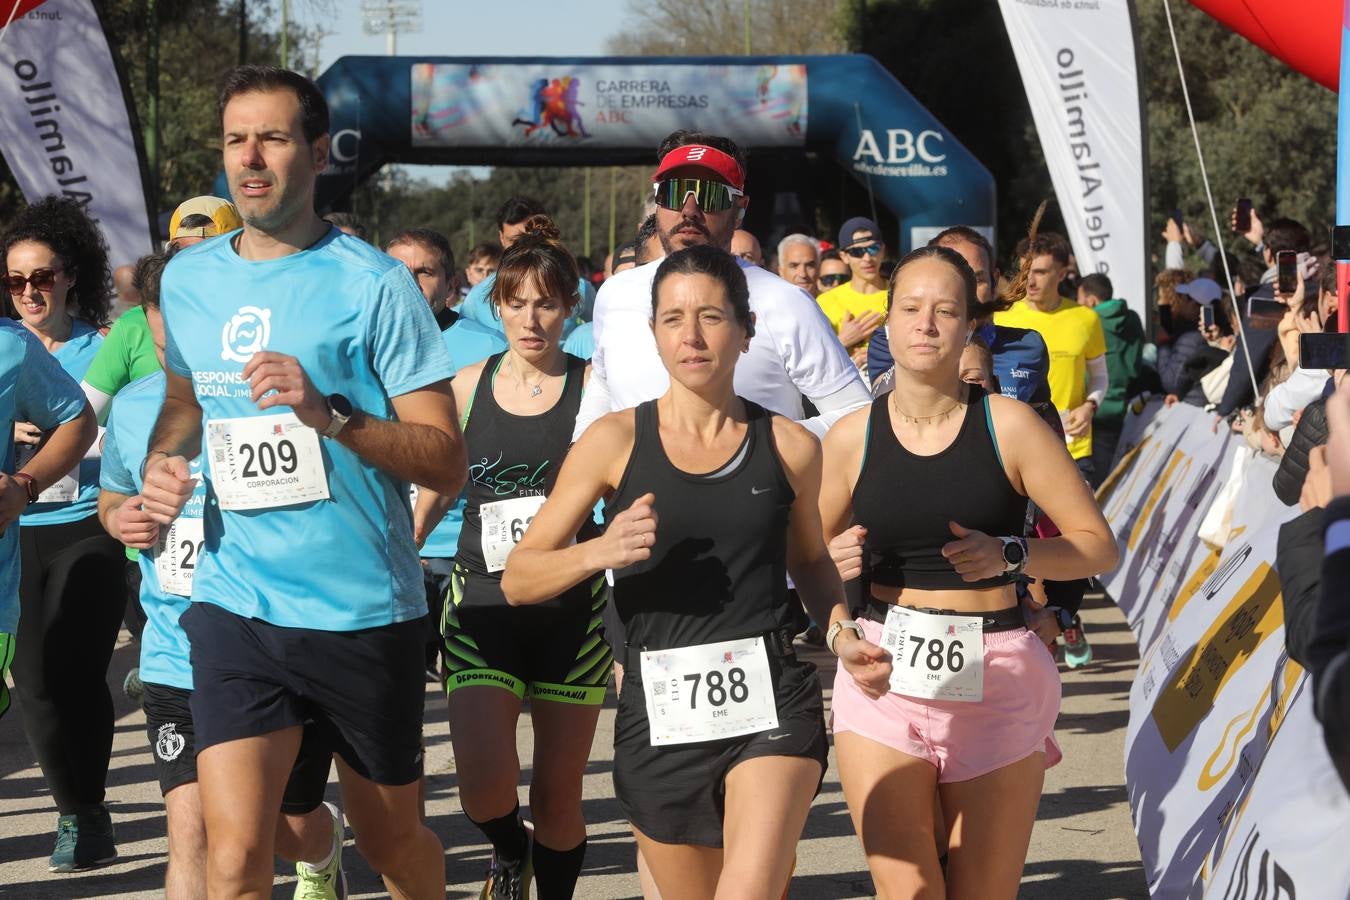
[1187,0,1340,92]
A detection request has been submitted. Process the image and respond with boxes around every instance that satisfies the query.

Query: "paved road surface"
[0,596,1147,898]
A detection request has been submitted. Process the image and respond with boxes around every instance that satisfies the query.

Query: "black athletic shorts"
[441,563,613,705]
[181,601,426,786]
[612,640,828,847]
[142,681,333,810]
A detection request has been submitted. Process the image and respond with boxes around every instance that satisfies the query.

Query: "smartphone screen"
[1171,208,1184,229]
[1299,332,1349,369]
[1277,251,1298,295]
[1201,305,1215,329]
[1247,295,1287,320]
[1235,198,1252,233]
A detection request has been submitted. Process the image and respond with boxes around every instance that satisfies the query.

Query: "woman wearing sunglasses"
[4,196,126,872]
[819,245,1117,898]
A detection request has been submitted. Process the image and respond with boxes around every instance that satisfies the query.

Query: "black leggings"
[14,513,127,814]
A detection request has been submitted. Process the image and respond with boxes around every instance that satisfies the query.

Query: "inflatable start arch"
[314,54,995,252]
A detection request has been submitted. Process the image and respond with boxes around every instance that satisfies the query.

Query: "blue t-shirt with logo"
[161,228,456,630]
[420,314,507,560]
[1,320,86,632]
[20,319,103,527]
[100,372,205,690]
[460,273,594,339]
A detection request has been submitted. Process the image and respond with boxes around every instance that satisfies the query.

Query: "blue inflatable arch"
[315,54,995,253]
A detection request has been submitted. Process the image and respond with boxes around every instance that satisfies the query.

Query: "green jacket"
[1092,298,1145,425]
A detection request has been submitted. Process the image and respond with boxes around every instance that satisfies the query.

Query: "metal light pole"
[280,0,289,68]
[361,0,421,55]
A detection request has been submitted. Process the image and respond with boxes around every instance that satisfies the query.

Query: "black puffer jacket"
[1273,397,1329,506]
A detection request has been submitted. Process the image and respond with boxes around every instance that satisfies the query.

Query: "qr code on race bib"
[652,681,666,696]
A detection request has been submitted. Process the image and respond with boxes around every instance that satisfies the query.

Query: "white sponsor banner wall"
[411,64,807,149]
[0,0,155,269]
[996,0,1147,322]
[1100,403,1350,898]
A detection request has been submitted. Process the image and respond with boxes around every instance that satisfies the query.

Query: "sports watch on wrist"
[825,620,864,656]
[1000,536,1028,575]
[320,393,352,439]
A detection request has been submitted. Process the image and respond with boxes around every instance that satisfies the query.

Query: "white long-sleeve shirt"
[574,258,870,441]
[1263,364,1329,432]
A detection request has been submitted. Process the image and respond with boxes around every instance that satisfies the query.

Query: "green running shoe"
[122,667,144,706]
[1063,615,1094,669]
[49,805,117,872]
[293,802,347,899]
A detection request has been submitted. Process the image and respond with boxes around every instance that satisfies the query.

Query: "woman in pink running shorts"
[819,244,1118,899]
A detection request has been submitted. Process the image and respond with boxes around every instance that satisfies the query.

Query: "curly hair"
[2,195,112,327]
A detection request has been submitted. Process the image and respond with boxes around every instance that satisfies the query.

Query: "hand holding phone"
[1277,250,1298,296]
[1234,199,1252,234]
[1201,305,1215,329]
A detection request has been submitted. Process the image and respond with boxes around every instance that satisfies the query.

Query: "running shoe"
[122,667,144,706]
[479,838,533,900]
[49,805,117,872]
[293,802,348,899]
[1063,615,1093,669]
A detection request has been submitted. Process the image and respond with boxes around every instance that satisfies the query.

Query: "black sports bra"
[851,386,1028,591]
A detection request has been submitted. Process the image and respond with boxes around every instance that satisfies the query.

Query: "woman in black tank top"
[818,245,1118,899]
[502,245,891,899]
[438,216,606,900]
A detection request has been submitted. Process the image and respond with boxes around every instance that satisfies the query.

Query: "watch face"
[1003,540,1025,565]
[329,393,353,417]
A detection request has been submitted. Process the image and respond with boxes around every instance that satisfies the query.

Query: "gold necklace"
[507,354,546,397]
[889,389,965,425]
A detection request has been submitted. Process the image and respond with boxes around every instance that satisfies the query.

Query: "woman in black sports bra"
[503,245,890,900]
[819,245,1118,899]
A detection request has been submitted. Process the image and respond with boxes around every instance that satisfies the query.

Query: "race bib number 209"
[205,414,329,511]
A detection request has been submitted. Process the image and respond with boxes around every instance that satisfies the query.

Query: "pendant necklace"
[890,389,964,425]
[509,355,545,397]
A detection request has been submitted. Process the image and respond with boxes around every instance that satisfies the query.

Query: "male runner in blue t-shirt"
[100,280,349,898]
[140,65,465,899]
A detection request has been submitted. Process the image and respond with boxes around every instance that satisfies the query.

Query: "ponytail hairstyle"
[490,214,580,316]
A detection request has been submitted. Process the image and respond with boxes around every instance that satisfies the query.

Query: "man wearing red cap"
[573,130,868,442]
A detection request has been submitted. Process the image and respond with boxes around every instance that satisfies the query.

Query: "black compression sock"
[468,805,529,865]
[532,838,586,900]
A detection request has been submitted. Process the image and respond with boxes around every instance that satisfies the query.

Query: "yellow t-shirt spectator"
[995,297,1106,460]
[816,281,888,353]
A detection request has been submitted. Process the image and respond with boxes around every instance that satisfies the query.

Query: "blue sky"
[272,0,631,182]
[308,0,631,66]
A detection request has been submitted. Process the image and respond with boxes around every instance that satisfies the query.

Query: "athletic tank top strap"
[853,385,1028,592]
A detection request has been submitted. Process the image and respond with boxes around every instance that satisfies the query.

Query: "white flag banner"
[996,0,1147,322]
[0,0,155,269]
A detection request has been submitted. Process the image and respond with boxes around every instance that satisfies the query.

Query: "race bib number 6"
[479,494,548,573]
[639,636,779,746]
[206,413,329,511]
[880,606,985,702]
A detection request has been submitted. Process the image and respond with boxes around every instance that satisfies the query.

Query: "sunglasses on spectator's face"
[819,273,849,288]
[652,178,744,214]
[844,243,882,259]
[5,268,60,295]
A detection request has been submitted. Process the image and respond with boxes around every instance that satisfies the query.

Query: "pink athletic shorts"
[831,617,1063,783]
